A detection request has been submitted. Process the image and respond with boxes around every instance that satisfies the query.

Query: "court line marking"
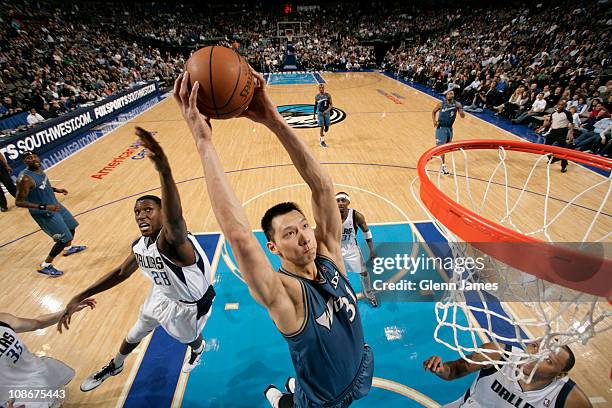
[3,161,609,250]
[381,72,610,180]
[170,235,225,408]
[373,377,441,407]
[114,333,154,408]
[37,95,166,173]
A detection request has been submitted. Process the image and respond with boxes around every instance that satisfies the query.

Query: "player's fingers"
[180,71,190,106]
[250,68,265,90]
[173,73,183,104]
[189,81,199,111]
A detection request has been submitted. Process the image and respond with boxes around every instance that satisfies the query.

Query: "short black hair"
[261,202,304,242]
[136,195,161,207]
[560,345,575,373]
[335,191,349,196]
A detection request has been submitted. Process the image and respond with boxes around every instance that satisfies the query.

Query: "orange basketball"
[185,46,254,119]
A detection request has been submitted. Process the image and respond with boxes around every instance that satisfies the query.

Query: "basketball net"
[412,140,612,384]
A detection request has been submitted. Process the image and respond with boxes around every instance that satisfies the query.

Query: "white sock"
[192,340,205,354]
[114,352,127,367]
[287,377,296,393]
[265,386,282,408]
[41,262,52,267]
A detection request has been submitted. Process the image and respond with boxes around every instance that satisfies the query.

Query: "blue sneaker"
[63,245,87,257]
[37,264,64,277]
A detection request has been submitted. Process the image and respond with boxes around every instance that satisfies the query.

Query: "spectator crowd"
[1,0,610,155]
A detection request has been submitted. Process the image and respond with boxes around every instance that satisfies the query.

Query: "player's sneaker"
[284,377,296,393]
[182,341,205,373]
[63,245,87,256]
[81,359,123,392]
[369,295,379,308]
[441,164,450,175]
[319,141,328,148]
[37,264,64,277]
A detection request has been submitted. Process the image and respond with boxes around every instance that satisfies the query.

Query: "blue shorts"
[31,204,78,243]
[435,127,453,144]
[317,112,331,128]
[293,345,374,408]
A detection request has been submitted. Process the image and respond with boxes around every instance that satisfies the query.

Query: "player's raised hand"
[239,68,283,127]
[57,297,96,333]
[135,126,169,172]
[173,72,213,144]
[423,355,450,377]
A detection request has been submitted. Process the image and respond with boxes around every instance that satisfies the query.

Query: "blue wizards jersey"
[315,93,331,113]
[438,99,457,128]
[280,255,367,405]
[19,169,59,215]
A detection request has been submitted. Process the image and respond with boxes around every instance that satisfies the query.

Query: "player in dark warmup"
[314,84,333,148]
[432,90,465,175]
[15,151,87,277]
[58,127,215,391]
[176,70,373,407]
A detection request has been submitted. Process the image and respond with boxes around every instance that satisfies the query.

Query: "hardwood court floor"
[0,72,610,406]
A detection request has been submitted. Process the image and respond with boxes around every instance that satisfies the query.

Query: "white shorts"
[3,357,74,408]
[127,286,212,344]
[342,246,367,274]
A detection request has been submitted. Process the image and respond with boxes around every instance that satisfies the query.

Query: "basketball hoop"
[412,139,612,383]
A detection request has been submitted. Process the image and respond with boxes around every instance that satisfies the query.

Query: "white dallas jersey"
[448,346,576,408]
[132,232,213,302]
[0,322,74,404]
[341,209,359,251]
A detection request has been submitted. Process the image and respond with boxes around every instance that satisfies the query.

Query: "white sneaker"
[182,341,205,373]
[441,164,450,175]
[80,359,123,392]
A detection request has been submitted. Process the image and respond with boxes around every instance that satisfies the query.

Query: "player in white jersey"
[336,192,377,307]
[423,341,591,408]
[0,300,94,408]
[57,127,215,392]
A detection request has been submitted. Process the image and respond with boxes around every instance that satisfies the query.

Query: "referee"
[546,100,574,173]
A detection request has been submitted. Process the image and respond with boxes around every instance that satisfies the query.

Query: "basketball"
[185,46,255,119]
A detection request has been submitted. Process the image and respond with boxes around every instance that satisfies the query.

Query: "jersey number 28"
[152,271,171,286]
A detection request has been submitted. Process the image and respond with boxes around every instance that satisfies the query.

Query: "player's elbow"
[226,229,255,251]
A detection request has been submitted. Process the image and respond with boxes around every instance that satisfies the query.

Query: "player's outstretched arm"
[241,69,342,268]
[174,73,299,331]
[355,211,375,260]
[57,253,138,332]
[0,300,95,334]
[423,342,504,381]
[135,127,195,265]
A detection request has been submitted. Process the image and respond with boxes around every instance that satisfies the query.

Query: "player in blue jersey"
[175,70,373,407]
[313,84,333,148]
[15,151,87,277]
[432,90,465,175]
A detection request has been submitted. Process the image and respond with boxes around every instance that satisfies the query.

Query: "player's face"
[319,85,325,94]
[446,91,454,101]
[23,154,41,170]
[268,210,317,265]
[521,342,569,380]
[134,199,162,237]
[336,197,349,214]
